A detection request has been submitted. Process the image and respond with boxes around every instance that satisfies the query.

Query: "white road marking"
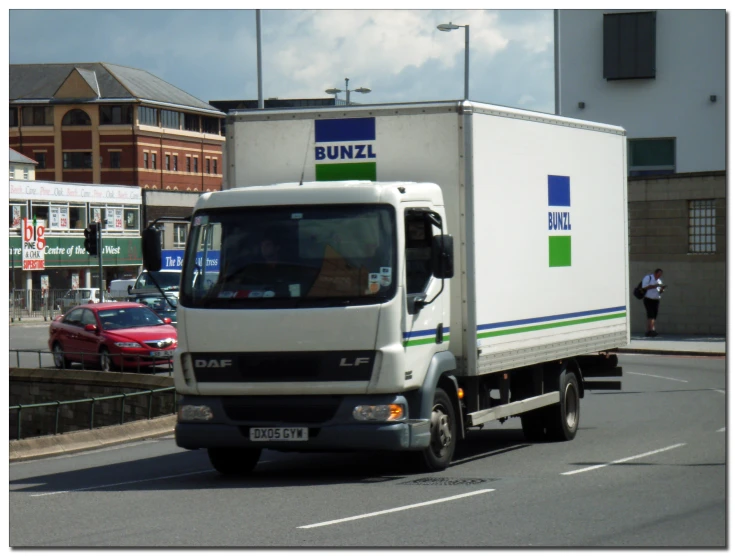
[561,443,686,476]
[717,428,726,433]
[626,371,688,383]
[713,389,726,395]
[298,489,495,529]
[29,469,215,497]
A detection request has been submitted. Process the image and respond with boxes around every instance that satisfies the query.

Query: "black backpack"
[633,275,651,300]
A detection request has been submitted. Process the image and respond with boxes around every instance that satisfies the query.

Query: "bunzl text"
[315,144,377,161]
[548,211,572,231]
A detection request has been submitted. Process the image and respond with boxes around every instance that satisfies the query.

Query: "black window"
[405,214,434,295]
[152,153,157,170]
[81,309,97,327]
[63,152,93,169]
[184,113,200,132]
[165,154,171,171]
[186,157,191,172]
[202,116,220,134]
[62,109,91,126]
[144,152,149,169]
[628,138,675,176]
[604,11,656,80]
[194,157,198,173]
[173,155,178,172]
[100,105,133,125]
[110,152,121,169]
[35,153,47,169]
[213,159,217,175]
[139,106,158,126]
[22,106,53,126]
[63,308,84,326]
[10,107,18,127]
[206,159,210,174]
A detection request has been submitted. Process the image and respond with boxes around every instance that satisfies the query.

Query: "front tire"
[417,387,457,472]
[99,347,116,372]
[52,342,69,369]
[208,448,262,476]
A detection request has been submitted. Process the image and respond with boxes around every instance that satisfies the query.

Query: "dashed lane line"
[561,443,686,476]
[298,489,495,529]
[626,372,688,383]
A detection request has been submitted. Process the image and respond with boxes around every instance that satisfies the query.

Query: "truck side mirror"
[142,226,162,272]
[431,234,454,279]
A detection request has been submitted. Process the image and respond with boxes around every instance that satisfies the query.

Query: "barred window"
[689,200,716,254]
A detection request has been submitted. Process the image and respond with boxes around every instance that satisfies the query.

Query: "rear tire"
[99,347,116,372]
[520,409,547,442]
[416,387,457,472]
[545,371,580,441]
[208,447,262,476]
[52,342,69,369]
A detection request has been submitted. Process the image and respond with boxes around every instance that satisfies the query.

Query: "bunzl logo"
[547,175,572,267]
[314,117,377,182]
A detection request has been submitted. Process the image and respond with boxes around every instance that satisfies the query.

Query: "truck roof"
[196,181,444,211]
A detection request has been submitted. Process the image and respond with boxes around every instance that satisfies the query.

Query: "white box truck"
[143,101,629,475]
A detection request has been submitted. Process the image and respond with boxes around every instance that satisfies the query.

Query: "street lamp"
[325,78,371,105]
[437,22,470,100]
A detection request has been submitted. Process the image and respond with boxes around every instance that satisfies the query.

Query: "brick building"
[10,62,226,193]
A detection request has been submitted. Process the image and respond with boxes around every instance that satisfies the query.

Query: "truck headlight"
[352,404,405,422]
[178,405,214,421]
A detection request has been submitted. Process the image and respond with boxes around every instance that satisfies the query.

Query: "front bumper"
[175,394,431,452]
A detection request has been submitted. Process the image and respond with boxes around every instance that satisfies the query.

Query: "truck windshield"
[180,204,396,308]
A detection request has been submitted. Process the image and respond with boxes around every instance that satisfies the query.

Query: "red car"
[48,302,177,372]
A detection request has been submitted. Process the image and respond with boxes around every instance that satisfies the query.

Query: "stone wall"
[627,171,726,334]
[9,368,175,440]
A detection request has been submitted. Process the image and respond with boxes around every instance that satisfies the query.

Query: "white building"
[555,9,725,174]
[9,147,38,180]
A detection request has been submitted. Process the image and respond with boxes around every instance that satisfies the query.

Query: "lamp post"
[256,9,263,109]
[437,22,470,100]
[325,77,371,105]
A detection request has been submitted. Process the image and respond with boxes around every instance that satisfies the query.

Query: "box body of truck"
[169,101,628,473]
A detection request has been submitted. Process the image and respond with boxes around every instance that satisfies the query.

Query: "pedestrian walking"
[642,268,666,337]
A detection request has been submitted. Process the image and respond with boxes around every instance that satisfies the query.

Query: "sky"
[8,9,555,113]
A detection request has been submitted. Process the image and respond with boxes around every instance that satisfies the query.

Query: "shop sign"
[10,235,143,268]
[22,218,46,270]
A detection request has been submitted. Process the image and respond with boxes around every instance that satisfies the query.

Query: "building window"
[173,223,188,248]
[63,152,93,169]
[100,105,133,125]
[139,106,158,126]
[165,154,171,171]
[202,116,220,134]
[110,152,121,169]
[628,138,674,177]
[9,203,27,228]
[689,200,716,254]
[144,152,149,169]
[62,109,92,126]
[30,202,49,222]
[186,157,191,173]
[184,113,200,132]
[193,157,198,173]
[124,208,139,231]
[10,107,19,127]
[35,153,46,169]
[173,155,178,172]
[161,109,180,130]
[69,205,86,230]
[23,168,29,180]
[206,159,211,174]
[603,11,656,80]
[213,159,217,175]
[22,106,53,126]
[152,153,157,170]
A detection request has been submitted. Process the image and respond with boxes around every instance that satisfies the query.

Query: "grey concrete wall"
[628,171,726,334]
[9,368,175,440]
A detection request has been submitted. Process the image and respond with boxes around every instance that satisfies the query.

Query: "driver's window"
[405,214,433,295]
[81,309,97,326]
[64,308,84,326]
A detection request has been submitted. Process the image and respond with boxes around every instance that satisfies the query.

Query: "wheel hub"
[430,406,452,452]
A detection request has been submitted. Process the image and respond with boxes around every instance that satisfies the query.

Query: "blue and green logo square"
[548,175,571,267]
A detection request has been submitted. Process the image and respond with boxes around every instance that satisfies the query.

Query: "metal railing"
[10,349,174,375]
[10,288,69,321]
[10,387,177,440]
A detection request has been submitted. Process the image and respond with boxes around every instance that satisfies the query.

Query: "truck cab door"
[402,210,448,379]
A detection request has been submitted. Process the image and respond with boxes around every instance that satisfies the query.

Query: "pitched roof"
[9,148,39,165]
[9,62,222,114]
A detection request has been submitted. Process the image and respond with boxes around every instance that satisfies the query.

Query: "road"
[9,353,726,547]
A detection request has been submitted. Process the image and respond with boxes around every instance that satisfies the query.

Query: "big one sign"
[22,218,46,270]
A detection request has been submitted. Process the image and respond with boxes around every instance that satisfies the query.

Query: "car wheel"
[52,342,69,369]
[99,347,116,372]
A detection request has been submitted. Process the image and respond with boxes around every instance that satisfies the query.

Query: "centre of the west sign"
[9,236,142,267]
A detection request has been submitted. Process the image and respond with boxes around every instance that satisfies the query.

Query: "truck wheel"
[520,409,547,442]
[208,447,262,476]
[545,371,580,441]
[418,387,457,472]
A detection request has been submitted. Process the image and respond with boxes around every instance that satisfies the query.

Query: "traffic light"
[84,223,99,256]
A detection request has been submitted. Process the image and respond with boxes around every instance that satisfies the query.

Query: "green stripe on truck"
[477,312,626,339]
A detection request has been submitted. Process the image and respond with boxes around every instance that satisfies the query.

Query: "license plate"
[249,427,309,441]
[151,350,175,357]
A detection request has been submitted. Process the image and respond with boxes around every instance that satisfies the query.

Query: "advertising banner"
[22,218,46,270]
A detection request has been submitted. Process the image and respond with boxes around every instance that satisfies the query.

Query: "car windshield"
[135,296,178,312]
[180,204,396,308]
[97,307,165,330]
[141,272,180,291]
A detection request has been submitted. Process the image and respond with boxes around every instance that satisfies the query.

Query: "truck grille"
[222,395,342,424]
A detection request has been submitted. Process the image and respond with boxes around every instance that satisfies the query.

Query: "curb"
[614,348,725,357]
[9,414,176,462]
